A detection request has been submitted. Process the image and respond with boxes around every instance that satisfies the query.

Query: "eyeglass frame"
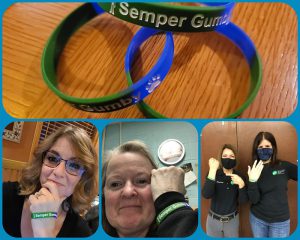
[42,150,86,176]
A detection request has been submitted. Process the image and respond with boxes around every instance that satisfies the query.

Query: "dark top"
[202,169,248,215]
[151,191,198,237]
[247,160,298,223]
[107,191,198,237]
[3,182,92,237]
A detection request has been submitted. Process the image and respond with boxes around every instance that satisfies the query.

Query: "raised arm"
[247,160,264,204]
[202,158,219,199]
[151,167,197,237]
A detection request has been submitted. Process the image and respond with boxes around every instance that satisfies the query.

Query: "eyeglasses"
[43,151,86,176]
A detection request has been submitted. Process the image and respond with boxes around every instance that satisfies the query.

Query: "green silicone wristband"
[207,176,215,181]
[156,202,190,225]
[41,3,174,113]
[97,2,235,32]
[249,179,257,183]
[31,212,58,219]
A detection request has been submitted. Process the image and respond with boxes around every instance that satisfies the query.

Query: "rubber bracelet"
[249,179,257,183]
[156,202,191,225]
[41,3,174,113]
[207,176,215,181]
[31,212,58,219]
[94,2,235,32]
[126,22,262,118]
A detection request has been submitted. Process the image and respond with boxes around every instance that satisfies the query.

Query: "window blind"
[39,122,96,143]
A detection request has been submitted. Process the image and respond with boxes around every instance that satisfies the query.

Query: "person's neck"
[118,228,149,238]
[223,168,233,175]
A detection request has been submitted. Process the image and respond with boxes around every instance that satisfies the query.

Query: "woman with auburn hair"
[102,140,198,237]
[3,126,98,237]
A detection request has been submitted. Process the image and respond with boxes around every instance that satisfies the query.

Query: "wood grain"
[2,3,297,118]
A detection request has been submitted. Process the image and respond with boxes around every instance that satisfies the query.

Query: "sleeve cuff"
[247,181,258,189]
[154,192,188,214]
[238,186,247,193]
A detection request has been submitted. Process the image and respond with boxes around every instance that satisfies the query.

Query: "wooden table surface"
[3,3,297,119]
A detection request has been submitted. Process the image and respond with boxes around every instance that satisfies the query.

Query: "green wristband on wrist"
[156,202,190,225]
[31,212,58,219]
[249,179,257,183]
[207,176,215,181]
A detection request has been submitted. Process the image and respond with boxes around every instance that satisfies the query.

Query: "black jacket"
[106,191,198,237]
[152,191,198,237]
[3,182,92,237]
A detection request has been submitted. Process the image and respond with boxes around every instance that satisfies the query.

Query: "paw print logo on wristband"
[146,75,161,93]
[132,92,141,104]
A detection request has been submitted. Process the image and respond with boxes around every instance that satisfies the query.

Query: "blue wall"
[103,122,198,208]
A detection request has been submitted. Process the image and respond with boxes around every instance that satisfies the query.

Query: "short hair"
[102,140,157,236]
[19,126,98,214]
[252,131,278,165]
[218,144,238,168]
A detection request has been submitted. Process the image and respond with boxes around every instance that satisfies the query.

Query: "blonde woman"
[102,140,197,237]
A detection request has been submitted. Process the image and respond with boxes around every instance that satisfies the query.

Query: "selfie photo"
[2,121,99,237]
[102,121,198,237]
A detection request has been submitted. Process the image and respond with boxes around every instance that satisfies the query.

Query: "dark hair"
[252,132,278,165]
[218,144,238,168]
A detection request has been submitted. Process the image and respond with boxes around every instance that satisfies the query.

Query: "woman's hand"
[29,181,66,237]
[209,158,219,171]
[248,160,264,182]
[226,174,245,189]
[151,166,186,201]
[207,158,219,180]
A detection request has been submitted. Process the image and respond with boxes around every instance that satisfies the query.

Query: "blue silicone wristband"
[126,22,262,118]
[124,27,174,101]
[41,3,174,113]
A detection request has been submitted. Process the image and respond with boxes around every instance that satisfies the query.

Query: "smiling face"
[39,136,82,199]
[104,152,155,237]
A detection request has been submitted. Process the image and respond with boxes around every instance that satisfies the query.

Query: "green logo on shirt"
[272,170,285,175]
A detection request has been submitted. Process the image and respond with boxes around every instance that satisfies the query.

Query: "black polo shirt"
[202,169,248,215]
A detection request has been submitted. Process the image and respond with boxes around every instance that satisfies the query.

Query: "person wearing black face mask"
[247,132,298,238]
[202,144,248,237]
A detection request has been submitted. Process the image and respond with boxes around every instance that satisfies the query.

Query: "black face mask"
[221,158,236,170]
